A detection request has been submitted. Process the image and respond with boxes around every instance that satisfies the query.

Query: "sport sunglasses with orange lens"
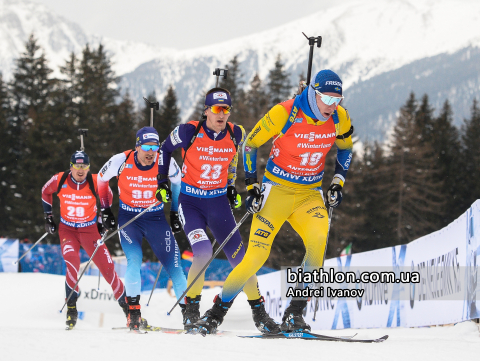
[209,105,232,114]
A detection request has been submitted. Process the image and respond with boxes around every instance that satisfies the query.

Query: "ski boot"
[194,295,233,335]
[123,294,148,330]
[280,299,311,332]
[65,298,78,330]
[248,296,281,334]
[118,290,129,318]
[180,295,201,332]
[126,296,142,331]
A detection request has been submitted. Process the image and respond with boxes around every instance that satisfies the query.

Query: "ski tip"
[377,335,389,342]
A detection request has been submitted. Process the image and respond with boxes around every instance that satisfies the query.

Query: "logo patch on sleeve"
[170,126,181,146]
[254,229,271,238]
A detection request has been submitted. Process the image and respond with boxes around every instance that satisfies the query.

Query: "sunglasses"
[140,144,160,152]
[208,105,232,115]
[311,85,344,106]
[71,163,90,170]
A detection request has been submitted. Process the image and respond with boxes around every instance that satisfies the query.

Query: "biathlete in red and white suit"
[156,88,279,334]
[41,151,126,329]
[97,127,187,331]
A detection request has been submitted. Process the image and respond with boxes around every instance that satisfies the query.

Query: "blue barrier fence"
[16,244,275,292]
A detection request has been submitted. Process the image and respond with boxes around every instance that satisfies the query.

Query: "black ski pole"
[312,206,333,321]
[78,129,88,151]
[302,32,322,85]
[167,211,251,315]
[212,68,228,87]
[143,97,159,127]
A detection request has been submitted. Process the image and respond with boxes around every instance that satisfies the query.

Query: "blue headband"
[205,91,232,107]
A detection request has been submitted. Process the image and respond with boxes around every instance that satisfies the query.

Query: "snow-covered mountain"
[1,0,480,140]
[120,0,480,136]
[0,0,170,78]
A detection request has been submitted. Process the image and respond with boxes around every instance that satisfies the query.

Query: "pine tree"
[110,92,138,154]
[385,93,444,244]
[187,93,207,122]
[74,43,120,169]
[245,73,268,123]
[340,142,395,253]
[219,55,248,126]
[266,54,292,108]
[59,52,81,128]
[219,55,244,102]
[430,100,462,223]
[460,98,480,211]
[0,74,15,237]
[415,94,435,141]
[7,34,57,239]
[157,85,181,142]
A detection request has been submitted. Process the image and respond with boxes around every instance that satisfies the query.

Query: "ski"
[239,331,388,343]
[128,329,148,334]
[113,325,184,334]
[65,326,75,331]
[190,327,235,337]
[112,325,232,336]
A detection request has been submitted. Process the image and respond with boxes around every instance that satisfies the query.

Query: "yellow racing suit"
[220,97,353,302]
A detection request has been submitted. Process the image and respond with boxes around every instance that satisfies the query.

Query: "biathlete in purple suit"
[155,87,280,334]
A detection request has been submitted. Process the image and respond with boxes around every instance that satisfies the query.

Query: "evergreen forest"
[2,35,479,269]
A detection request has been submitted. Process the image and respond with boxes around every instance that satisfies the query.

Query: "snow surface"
[1,273,479,361]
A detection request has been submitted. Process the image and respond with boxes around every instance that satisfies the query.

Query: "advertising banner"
[258,200,480,329]
[0,238,19,273]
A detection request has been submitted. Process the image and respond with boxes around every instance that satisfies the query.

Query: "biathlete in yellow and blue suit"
[195,70,353,334]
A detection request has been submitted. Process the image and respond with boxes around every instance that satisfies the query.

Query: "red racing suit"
[42,172,124,300]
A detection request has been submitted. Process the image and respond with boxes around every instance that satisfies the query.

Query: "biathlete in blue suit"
[98,127,187,331]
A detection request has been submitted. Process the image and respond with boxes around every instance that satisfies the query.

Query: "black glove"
[170,211,182,234]
[227,186,242,209]
[101,208,117,231]
[97,218,106,237]
[245,183,263,214]
[156,181,172,203]
[44,213,57,234]
[326,183,343,208]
